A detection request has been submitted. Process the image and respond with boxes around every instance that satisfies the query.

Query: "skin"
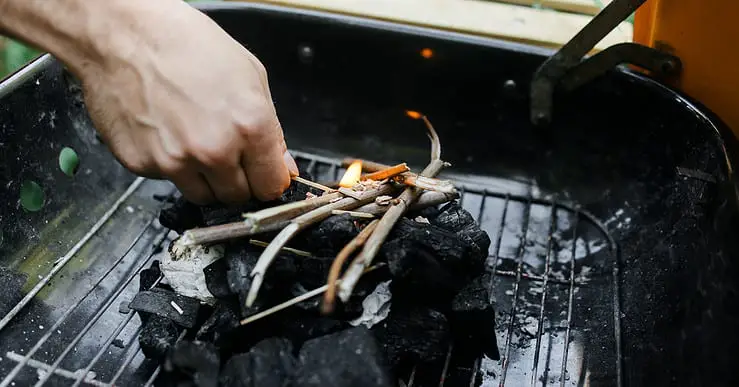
[0,0,299,205]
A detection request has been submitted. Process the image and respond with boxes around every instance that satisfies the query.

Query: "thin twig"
[330,210,375,219]
[342,158,454,194]
[178,190,455,247]
[342,158,391,173]
[322,219,379,314]
[179,192,342,246]
[355,191,458,215]
[362,163,409,181]
[249,239,313,257]
[337,114,447,302]
[246,183,396,307]
[240,264,384,326]
[292,176,334,192]
[395,174,457,195]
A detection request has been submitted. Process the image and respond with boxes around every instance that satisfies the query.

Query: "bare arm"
[0,0,299,204]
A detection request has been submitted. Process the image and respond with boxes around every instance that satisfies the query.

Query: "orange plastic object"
[634,1,739,138]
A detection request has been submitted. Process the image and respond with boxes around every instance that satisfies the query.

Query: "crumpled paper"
[349,280,393,329]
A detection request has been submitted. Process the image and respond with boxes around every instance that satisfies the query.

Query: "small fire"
[405,110,422,119]
[420,48,433,59]
[339,160,363,188]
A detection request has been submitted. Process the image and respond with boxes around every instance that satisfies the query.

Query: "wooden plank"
[231,0,632,51]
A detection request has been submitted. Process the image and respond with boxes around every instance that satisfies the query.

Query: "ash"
[132,169,498,386]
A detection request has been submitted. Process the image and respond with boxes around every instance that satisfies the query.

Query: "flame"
[339,160,362,188]
[405,110,422,119]
[420,48,433,59]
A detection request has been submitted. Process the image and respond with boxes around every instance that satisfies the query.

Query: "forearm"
[0,0,183,75]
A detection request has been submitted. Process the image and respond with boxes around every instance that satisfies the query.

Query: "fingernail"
[283,151,299,177]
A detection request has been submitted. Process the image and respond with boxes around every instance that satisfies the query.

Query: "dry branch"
[177,190,455,247]
[240,264,384,326]
[322,219,379,314]
[341,158,455,194]
[337,115,447,302]
[245,183,396,307]
[179,191,343,246]
[362,163,409,181]
[292,176,334,192]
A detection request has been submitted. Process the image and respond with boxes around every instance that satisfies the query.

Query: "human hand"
[76,0,298,204]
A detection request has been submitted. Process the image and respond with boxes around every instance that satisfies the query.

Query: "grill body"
[1,3,739,386]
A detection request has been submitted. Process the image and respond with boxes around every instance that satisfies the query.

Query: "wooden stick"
[342,158,454,194]
[179,192,342,246]
[337,115,446,302]
[322,219,379,314]
[239,264,384,326]
[362,163,409,181]
[245,183,396,307]
[178,190,455,246]
[248,239,313,257]
[342,158,390,173]
[330,210,375,219]
[292,176,334,192]
[395,174,457,195]
[354,190,458,214]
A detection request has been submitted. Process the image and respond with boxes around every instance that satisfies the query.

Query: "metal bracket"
[530,0,652,125]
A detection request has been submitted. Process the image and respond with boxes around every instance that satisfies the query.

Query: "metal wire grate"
[0,151,622,387]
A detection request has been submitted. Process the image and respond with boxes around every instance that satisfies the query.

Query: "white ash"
[414,216,430,224]
[161,237,225,305]
[349,280,392,329]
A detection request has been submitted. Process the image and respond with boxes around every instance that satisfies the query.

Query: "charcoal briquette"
[219,337,297,387]
[295,214,363,255]
[292,327,394,387]
[450,273,500,360]
[372,307,451,365]
[139,260,162,292]
[195,303,240,350]
[280,315,347,346]
[158,197,204,234]
[432,202,491,261]
[139,315,182,360]
[203,258,231,299]
[129,288,202,328]
[163,340,220,387]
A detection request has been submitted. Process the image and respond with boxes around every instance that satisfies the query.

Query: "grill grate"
[0,151,622,386]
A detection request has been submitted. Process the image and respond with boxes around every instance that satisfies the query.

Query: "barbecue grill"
[1,2,739,386]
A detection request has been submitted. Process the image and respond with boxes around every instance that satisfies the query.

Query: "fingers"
[239,118,292,201]
[169,171,216,205]
[201,159,253,205]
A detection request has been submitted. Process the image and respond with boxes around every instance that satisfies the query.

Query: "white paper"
[349,280,393,329]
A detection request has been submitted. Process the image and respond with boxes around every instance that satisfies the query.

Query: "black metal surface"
[0,2,738,386]
[558,43,682,93]
[530,0,648,125]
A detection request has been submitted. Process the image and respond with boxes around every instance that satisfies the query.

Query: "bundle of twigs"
[178,112,456,321]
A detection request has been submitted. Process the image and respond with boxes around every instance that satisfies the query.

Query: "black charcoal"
[139,260,161,292]
[195,303,240,350]
[203,258,231,299]
[280,315,346,346]
[164,340,220,387]
[159,197,204,234]
[139,315,182,360]
[432,202,491,261]
[372,308,450,365]
[451,273,500,360]
[388,218,485,273]
[384,240,463,307]
[432,202,476,233]
[296,214,362,255]
[219,337,297,387]
[292,327,394,387]
[129,288,202,328]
